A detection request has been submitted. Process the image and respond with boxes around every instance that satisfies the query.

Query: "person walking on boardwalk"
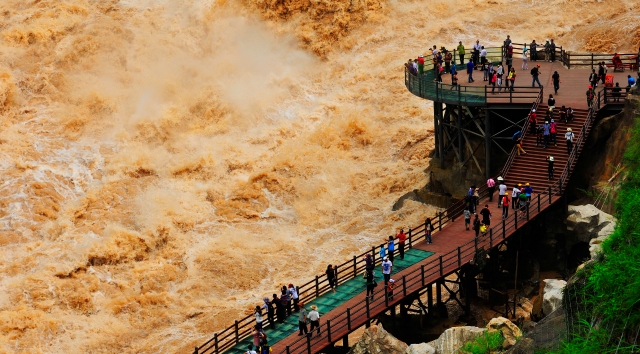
[324,264,338,293]
[523,183,534,202]
[589,70,598,88]
[472,214,481,237]
[397,229,407,260]
[425,218,434,244]
[550,119,558,146]
[508,67,516,91]
[288,284,300,311]
[543,120,551,148]
[487,177,496,201]
[298,302,308,336]
[512,185,521,210]
[386,235,396,262]
[308,305,321,337]
[598,62,606,85]
[552,71,561,94]
[522,45,529,70]
[531,64,542,87]
[480,204,492,227]
[382,256,393,285]
[559,106,568,123]
[464,208,471,230]
[450,71,459,90]
[252,326,261,348]
[254,306,264,331]
[262,297,276,329]
[467,58,475,83]
[491,71,498,93]
[501,194,510,219]
[565,128,575,154]
[586,85,595,107]
[386,279,396,300]
[457,41,465,64]
[546,155,555,180]
[498,181,508,207]
[365,269,376,300]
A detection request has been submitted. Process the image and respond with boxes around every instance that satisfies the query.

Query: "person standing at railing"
[365,269,376,300]
[480,46,487,68]
[504,35,512,58]
[546,156,555,180]
[425,218,434,244]
[308,305,321,337]
[565,128,575,154]
[379,243,386,260]
[280,286,292,317]
[522,45,529,70]
[544,40,551,62]
[530,40,538,61]
[386,236,396,262]
[552,71,561,95]
[464,208,471,230]
[612,83,622,102]
[457,41,465,64]
[487,177,496,201]
[288,284,300,311]
[386,279,396,300]
[507,42,514,59]
[364,253,374,274]
[297,302,308,336]
[417,55,424,75]
[382,256,393,285]
[467,58,475,83]
[598,62,607,86]
[586,85,595,107]
[396,229,407,260]
[254,306,264,330]
[326,265,337,292]
[262,297,276,329]
[272,294,286,323]
[531,64,542,88]
[473,40,481,68]
[445,51,452,74]
[550,39,556,62]
[252,326,261,348]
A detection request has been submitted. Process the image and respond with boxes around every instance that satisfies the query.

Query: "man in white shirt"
[382,256,393,285]
[498,182,508,207]
[308,305,321,337]
[246,344,257,354]
[565,128,575,154]
[473,40,482,67]
[511,185,521,209]
[480,46,487,67]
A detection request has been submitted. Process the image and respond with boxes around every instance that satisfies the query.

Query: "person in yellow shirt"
[457,41,465,65]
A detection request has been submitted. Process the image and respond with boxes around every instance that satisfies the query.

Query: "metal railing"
[595,86,631,110]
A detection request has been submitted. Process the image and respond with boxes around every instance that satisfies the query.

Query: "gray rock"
[565,204,616,244]
[405,343,435,354]
[432,326,486,354]
[542,279,566,315]
[347,324,408,354]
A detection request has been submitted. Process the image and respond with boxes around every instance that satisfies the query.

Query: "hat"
[509,43,513,47]
[311,305,318,310]
[545,121,549,124]
[588,85,592,88]
[537,64,540,67]
[264,297,269,302]
[551,119,554,122]
[526,183,530,186]
[532,109,536,112]
[518,183,522,187]
[384,256,389,261]
[389,279,395,283]
[419,54,423,57]
[549,156,554,161]
[567,128,572,132]
[288,283,294,288]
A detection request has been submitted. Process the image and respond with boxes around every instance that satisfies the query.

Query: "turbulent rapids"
[0,0,638,353]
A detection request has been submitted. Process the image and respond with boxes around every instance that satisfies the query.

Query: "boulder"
[542,279,567,315]
[505,337,534,354]
[347,324,407,354]
[486,317,522,349]
[432,326,486,354]
[405,343,435,354]
[515,298,534,322]
[589,234,609,259]
[565,204,616,244]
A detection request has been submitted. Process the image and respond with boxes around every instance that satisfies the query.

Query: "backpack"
[259,331,268,345]
[530,68,536,76]
[480,225,487,234]
[260,344,271,354]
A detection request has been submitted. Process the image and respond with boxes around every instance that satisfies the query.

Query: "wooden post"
[347,308,352,331]
[403,275,407,297]
[568,52,571,69]
[427,285,434,315]
[502,218,506,239]
[234,320,239,343]
[457,247,462,267]
[194,347,199,354]
[591,53,594,70]
[548,186,552,204]
[353,256,357,277]
[334,266,339,285]
[372,246,376,266]
[385,287,389,307]
[489,229,493,248]
[438,212,443,231]
[366,296,371,319]
[307,333,312,354]
[436,280,442,305]
[327,320,332,343]
[538,193,541,212]
[287,346,291,354]
[214,333,218,354]
[439,256,444,276]
[434,103,440,159]
[342,336,349,348]
[315,275,319,298]
[421,265,425,287]
[526,200,530,221]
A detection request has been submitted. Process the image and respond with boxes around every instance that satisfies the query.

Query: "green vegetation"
[460,331,504,354]
[556,116,640,353]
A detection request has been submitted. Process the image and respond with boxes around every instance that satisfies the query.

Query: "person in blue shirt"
[523,183,534,202]
[628,75,637,88]
[467,59,475,83]
[386,236,396,262]
[543,120,551,148]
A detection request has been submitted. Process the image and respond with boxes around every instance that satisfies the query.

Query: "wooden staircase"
[503,105,591,192]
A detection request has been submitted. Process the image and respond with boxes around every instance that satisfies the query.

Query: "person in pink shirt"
[486,177,496,201]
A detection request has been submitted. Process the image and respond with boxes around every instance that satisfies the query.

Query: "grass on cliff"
[556,115,640,353]
[461,331,504,354]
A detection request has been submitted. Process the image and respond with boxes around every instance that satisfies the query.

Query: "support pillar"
[484,108,491,179]
[342,336,349,348]
[458,104,464,162]
[436,102,445,169]
[427,284,434,317]
[436,279,442,305]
